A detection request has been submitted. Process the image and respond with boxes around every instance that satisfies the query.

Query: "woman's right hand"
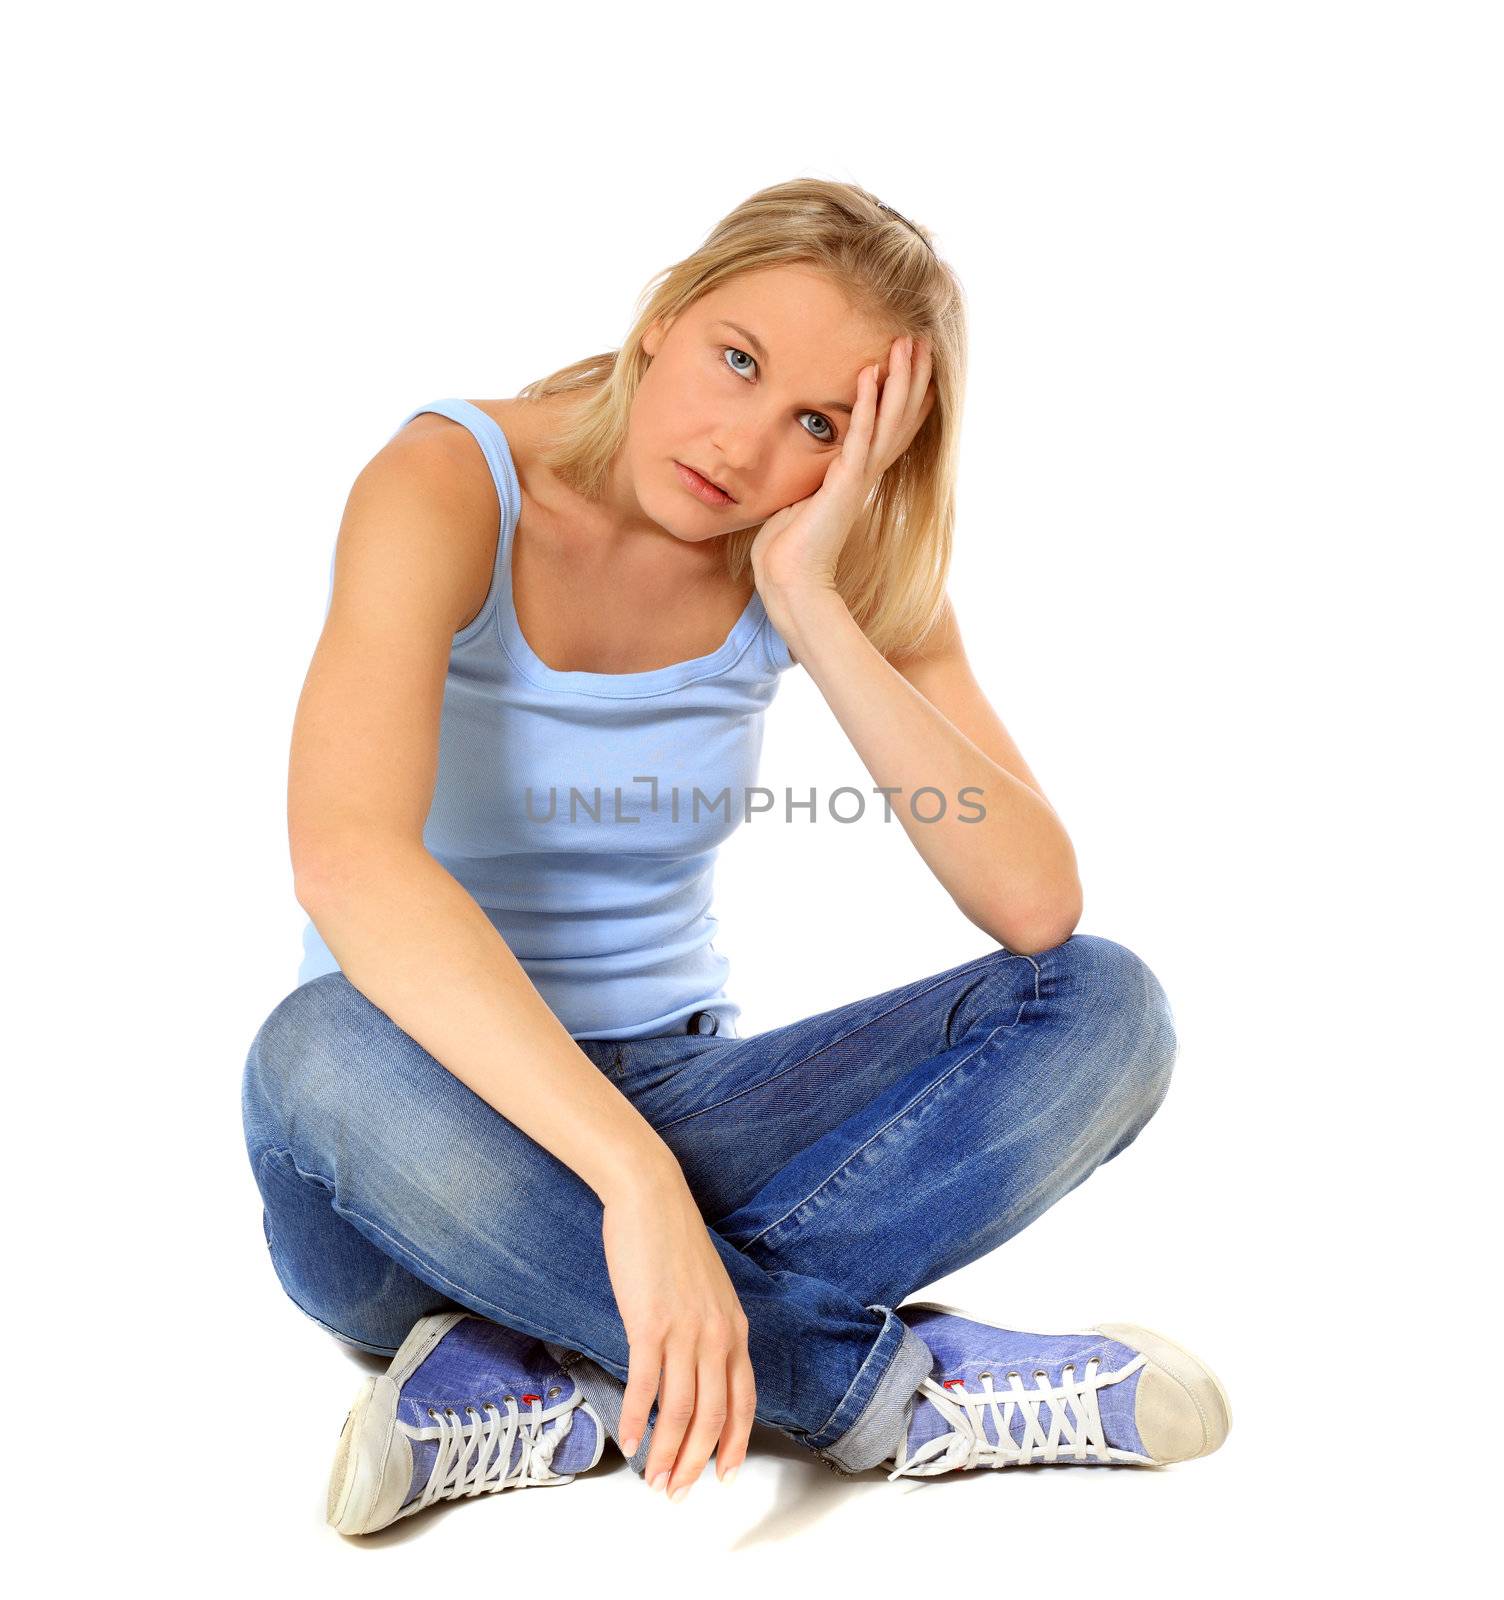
[600,1167,756,1497]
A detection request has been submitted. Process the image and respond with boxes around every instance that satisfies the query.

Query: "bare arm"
[296,839,682,1203]
[288,416,758,1495]
[768,586,1082,955]
[289,419,679,1204]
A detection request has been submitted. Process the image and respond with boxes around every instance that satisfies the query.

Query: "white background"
[7,0,1496,1589]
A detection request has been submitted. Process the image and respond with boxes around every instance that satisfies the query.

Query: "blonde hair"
[516,178,968,661]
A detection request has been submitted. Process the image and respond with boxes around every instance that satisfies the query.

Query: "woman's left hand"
[749,333,935,606]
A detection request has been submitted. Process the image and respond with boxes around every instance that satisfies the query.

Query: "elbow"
[291,837,352,913]
[969,879,1083,958]
[292,858,343,915]
[291,831,416,913]
[1000,918,1081,958]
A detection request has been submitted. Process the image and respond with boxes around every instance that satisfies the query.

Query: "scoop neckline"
[478,405,768,698]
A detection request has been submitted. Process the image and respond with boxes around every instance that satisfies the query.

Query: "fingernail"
[651,1471,669,1493]
[621,1435,639,1457]
[670,1485,689,1503]
[720,1466,739,1487]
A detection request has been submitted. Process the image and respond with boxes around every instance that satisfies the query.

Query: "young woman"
[241,178,1230,1536]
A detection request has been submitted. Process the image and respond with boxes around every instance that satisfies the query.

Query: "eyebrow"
[714,320,855,416]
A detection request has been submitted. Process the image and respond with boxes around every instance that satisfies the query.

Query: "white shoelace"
[887,1353,1154,1477]
[411,1395,580,1511]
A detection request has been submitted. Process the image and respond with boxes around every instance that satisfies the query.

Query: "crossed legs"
[241,935,1176,1465]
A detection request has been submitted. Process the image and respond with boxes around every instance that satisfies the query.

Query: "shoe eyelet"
[977,1371,992,1380]
[427,1407,436,1418]
[548,1386,561,1398]
[445,1407,457,1416]
[1007,1371,1021,1380]
[1034,1370,1048,1381]
[503,1394,515,1403]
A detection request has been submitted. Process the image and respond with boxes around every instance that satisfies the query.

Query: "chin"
[652,497,736,543]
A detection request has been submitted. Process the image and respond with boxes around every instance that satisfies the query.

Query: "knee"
[1051,934,1179,1141]
[242,974,379,1150]
[242,976,556,1223]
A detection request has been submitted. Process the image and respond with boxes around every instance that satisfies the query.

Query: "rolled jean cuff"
[541,1342,655,1478]
[803,1305,936,1474]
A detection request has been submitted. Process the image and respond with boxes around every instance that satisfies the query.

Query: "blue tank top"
[296,399,796,1039]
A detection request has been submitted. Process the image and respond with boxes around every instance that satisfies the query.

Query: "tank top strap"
[394,398,523,647]
[395,399,522,527]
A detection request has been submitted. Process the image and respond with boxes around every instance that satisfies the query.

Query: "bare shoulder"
[386,403,505,498]
[334,411,503,637]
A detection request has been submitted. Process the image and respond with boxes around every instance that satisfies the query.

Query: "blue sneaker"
[326,1311,605,1534]
[885,1301,1231,1478]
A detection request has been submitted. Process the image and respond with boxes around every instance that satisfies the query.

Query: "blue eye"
[719,346,838,444]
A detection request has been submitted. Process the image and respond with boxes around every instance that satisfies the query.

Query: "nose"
[706,420,764,486]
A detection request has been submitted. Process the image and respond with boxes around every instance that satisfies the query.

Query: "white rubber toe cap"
[1095,1322,1233,1464]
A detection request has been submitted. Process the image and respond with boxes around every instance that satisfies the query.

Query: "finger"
[717,1343,757,1481]
[874,337,934,473]
[618,1335,662,1464]
[890,335,932,442]
[870,335,919,465]
[843,359,884,470]
[822,361,882,509]
[643,1335,696,1491]
[905,337,935,429]
[668,1341,731,1497]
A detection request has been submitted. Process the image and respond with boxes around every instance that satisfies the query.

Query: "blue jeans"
[239,934,1177,1475]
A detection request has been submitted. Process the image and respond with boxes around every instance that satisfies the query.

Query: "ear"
[643,306,686,359]
[642,316,667,358]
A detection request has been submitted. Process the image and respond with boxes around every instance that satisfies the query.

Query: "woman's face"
[629,265,900,543]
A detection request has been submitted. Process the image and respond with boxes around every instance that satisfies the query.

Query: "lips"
[674,461,736,506]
